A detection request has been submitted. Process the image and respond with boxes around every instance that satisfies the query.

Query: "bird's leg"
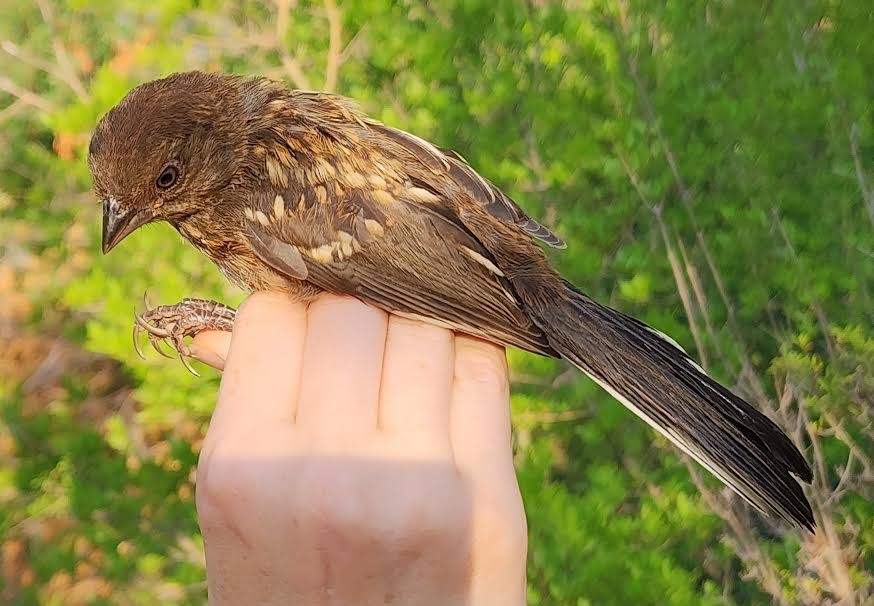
[133,297,237,375]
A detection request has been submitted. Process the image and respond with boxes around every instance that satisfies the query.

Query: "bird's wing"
[240,179,556,357]
[367,123,566,249]
[285,90,565,249]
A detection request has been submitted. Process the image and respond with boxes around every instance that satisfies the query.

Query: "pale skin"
[190,292,528,606]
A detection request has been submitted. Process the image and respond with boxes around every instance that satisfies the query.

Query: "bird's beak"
[102,196,149,254]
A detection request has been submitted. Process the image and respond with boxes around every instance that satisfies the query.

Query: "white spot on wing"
[407,187,441,204]
[255,210,270,226]
[305,243,336,264]
[336,231,356,258]
[273,194,285,219]
[367,174,388,188]
[343,172,367,188]
[372,190,394,205]
[314,185,328,204]
[461,246,504,276]
[364,219,384,238]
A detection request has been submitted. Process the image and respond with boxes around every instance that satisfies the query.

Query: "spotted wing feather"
[242,182,557,357]
[369,124,565,249]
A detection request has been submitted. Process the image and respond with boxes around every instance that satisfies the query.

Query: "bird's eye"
[156,165,180,189]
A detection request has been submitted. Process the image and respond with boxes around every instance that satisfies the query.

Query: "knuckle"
[456,347,508,388]
[294,479,388,554]
[235,291,280,319]
[195,458,233,517]
[195,442,255,530]
[294,465,367,527]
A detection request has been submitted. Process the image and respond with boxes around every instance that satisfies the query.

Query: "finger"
[448,337,526,602]
[449,335,514,483]
[191,330,232,371]
[378,315,454,451]
[210,292,307,434]
[295,295,388,435]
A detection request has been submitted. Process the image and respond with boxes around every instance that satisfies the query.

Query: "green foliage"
[0,1,871,604]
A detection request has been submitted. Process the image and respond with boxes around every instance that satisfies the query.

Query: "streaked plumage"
[88,71,814,530]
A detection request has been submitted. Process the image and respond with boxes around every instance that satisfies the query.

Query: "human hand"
[191,292,528,606]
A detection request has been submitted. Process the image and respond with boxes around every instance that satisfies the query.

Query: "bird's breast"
[176,219,317,300]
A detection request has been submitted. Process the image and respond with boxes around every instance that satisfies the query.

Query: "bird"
[87,70,814,531]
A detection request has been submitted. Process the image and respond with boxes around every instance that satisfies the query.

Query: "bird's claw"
[131,297,237,376]
[133,309,197,375]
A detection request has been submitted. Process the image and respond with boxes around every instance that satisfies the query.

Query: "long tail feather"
[527,280,814,530]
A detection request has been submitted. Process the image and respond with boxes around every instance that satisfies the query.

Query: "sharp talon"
[128,298,234,373]
[175,339,191,358]
[180,353,200,377]
[133,323,146,359]
[150,335,174,358]
[135,314,171,338]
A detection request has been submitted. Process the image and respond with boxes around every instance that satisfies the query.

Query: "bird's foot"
[133,297,237,376]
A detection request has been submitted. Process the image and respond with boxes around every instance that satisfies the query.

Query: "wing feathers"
[242,183,557,357]
[368,123,566,248]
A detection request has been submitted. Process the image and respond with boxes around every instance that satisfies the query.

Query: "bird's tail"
[523,279,814,530]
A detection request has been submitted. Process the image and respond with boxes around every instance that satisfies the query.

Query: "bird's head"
[88,71,272,253]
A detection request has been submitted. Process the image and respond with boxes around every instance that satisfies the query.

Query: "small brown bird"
[88,71,814,530]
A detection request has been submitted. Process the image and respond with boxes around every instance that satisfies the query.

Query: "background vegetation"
[1,1,871,604]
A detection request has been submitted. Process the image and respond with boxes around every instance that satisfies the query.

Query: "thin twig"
[0,97,26,124]
[1,40,82,99]
[676,238,725,370]
[685,462,791,606]
[615,148,710,366]
[338,24,367,65]
[824,449,856,507]
[823,412,874,477]
[512,408,591,426]
[772,207,836,357]
[848,123,874,229]
[34,0,87,100]
[0,76,55,113]
[323,0,342,92]
[274,0,312,89]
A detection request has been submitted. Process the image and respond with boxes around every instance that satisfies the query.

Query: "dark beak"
[102,197,149,254]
